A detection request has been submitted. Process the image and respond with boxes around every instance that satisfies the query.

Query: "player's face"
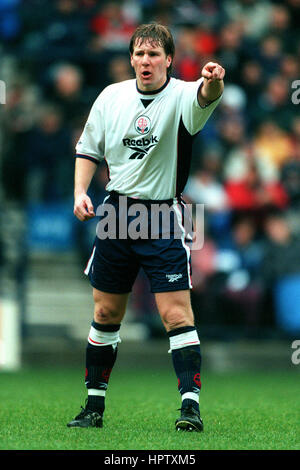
[131,39,172,92]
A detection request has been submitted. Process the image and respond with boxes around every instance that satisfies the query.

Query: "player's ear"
[166,55,172,69]
[130,55,134,68]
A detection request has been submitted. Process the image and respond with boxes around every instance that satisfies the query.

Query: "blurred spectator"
[184,154,228,211]
[191,234,221,328]
[44,63,93,128]
[280,55,300,82]
[253,120,294,169]
[262,212,300,334]
[221,83,247,111]
[218,84,247,132]
[216,215,265,328]
[256,75,295,130]
[241,60,263,98]
[215,22,245,84]
[268,4,295,52]
[258,35,283,78]
[285,0,300,37]
[22,103,74,203]
[224,0,273,40]
[280,117,300,209]
[217,116,246,154]
[290,116,300,147]
[192,215,265,330]
[241,60,263,92]
[21,0,92,62]
[1,74,42,203]
[89,1,137,52]
[281,155,300,210]
[122,0,143,24]
[184,149,230,240]
[240,60,264,129]
[194,24,219,60]
[224,140,279,185]
[224,148,289,218]
[173,27,201,81]
[108,56,134,83]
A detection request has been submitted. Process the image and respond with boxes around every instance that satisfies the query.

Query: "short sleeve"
[181,78,222,135]
[75,96,105,163]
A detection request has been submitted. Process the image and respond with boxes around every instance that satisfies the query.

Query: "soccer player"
[67,23,225,432]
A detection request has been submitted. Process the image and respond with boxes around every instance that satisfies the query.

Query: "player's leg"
[85,289,128,411]
[135,199,202,430]
[67,227,139,427]
[155,290,203,432]
[67,289,128,428]
[68,193,140,428]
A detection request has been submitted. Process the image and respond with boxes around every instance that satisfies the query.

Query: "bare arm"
[197,62,225,107]
[74,157,98,221]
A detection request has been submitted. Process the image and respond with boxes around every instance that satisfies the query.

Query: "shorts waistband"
[108,191,178,207]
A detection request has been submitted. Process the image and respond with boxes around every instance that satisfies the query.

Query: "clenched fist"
[74,193,95,221]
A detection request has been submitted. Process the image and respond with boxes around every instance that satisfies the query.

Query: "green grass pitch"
[0,366,299,450]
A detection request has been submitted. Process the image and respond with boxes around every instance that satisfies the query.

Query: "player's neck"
[136,76,170,95]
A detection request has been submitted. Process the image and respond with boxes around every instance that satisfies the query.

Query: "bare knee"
[94,303,123,324]
[160,306,194,332]
[93,289,128,325]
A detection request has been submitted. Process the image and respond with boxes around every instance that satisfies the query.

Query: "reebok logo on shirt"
[123,135,159,160]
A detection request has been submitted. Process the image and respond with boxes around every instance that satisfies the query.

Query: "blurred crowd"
[1,0,300,337]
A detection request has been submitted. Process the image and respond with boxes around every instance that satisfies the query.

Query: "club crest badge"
[135,115,151,135]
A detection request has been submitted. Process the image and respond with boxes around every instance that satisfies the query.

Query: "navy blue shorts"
[84,192,193,294]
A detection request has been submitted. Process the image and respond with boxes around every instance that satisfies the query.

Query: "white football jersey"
[76,77,222,200]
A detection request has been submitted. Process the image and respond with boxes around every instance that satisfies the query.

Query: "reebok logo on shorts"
[166,273,183,283]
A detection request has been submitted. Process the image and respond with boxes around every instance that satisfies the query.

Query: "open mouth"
[141,71,151,78]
